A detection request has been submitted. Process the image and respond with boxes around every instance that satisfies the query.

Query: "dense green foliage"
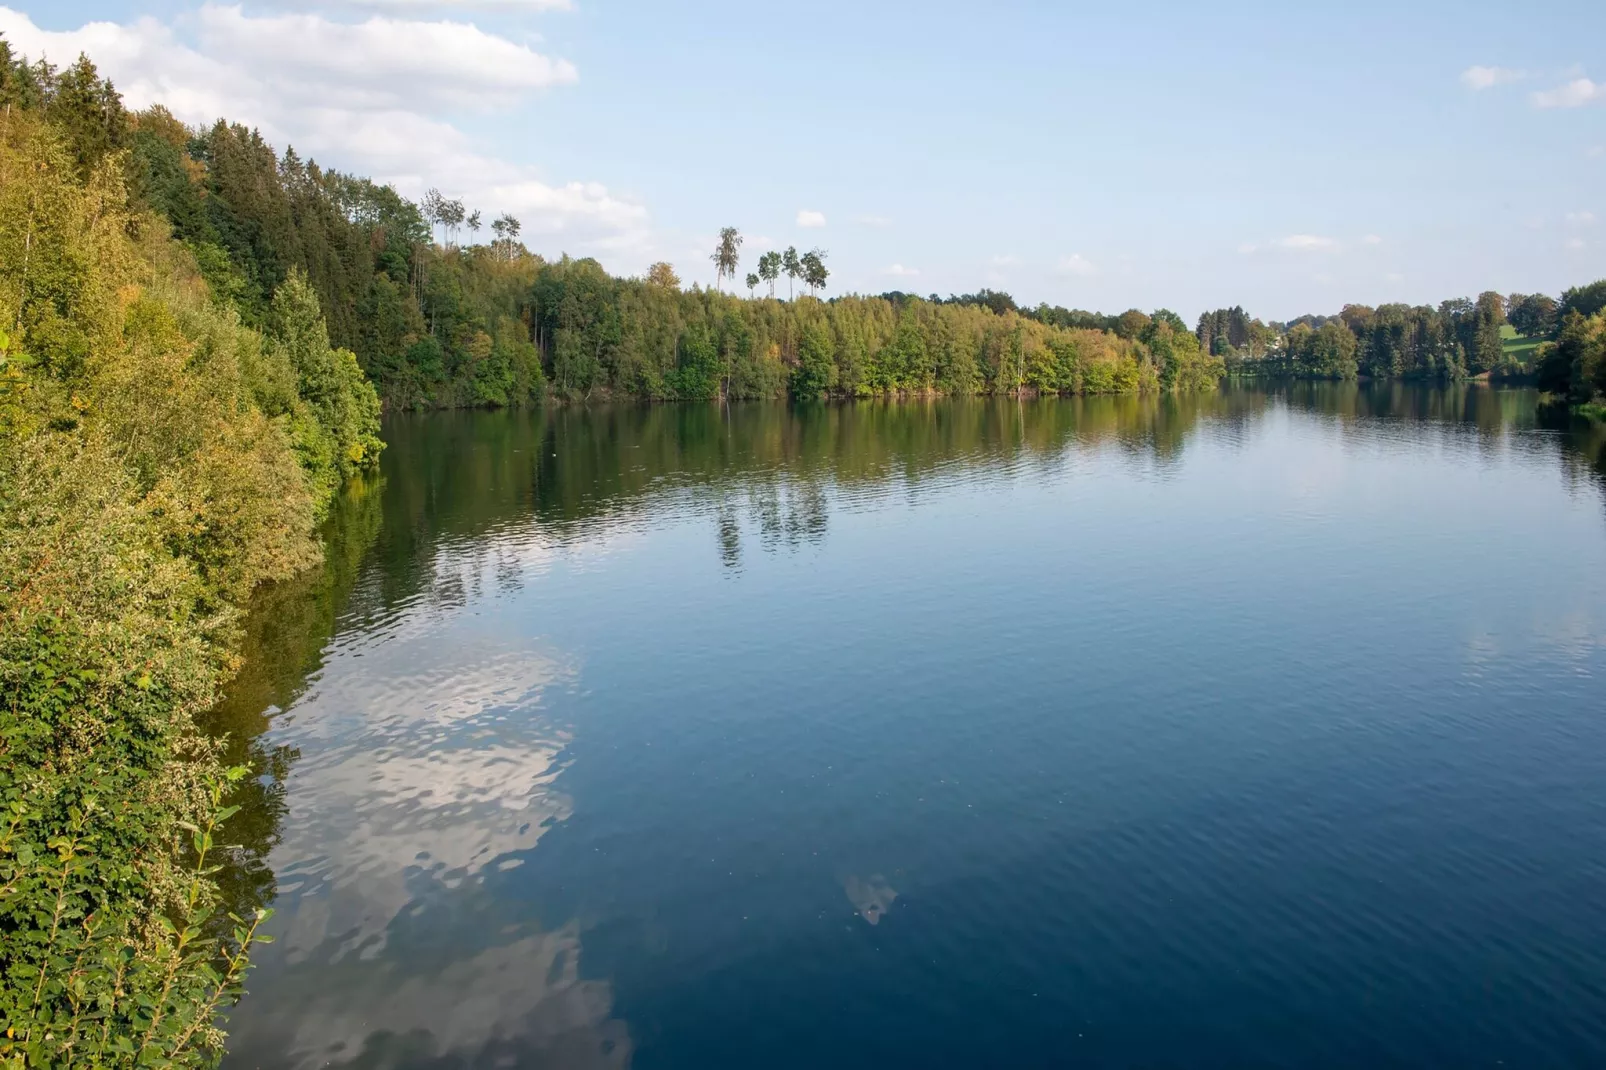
[1195,305,1279,365]
[1202,286,1606,415]
[525,259,1224,400]
[1536,310,1606,408]
[1527,284,1606,415]
[1232,293,1512,380]
[0,51,380,1066]
[108,97,544,412]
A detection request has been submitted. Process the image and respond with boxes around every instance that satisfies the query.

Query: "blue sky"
[5,0,1605,320]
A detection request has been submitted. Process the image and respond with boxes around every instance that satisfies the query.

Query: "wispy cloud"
[1461,65,1524,90]
[196,4,578,108]
[854,214,892,228]
[1566,237,1587,250]
[1532,77,1606,108]
[796,209,826,228]
[1277,234,1339,251]
[989,254,1020,267]
[1588,145,1606,159]
[1056,254,1096,277]
[1566,210,1598,226]
[1361,234,1383,246]
[1241,234,1342,255]
[882,263,919,277]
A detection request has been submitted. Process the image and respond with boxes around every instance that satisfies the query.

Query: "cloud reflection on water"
[226,597,630,1068]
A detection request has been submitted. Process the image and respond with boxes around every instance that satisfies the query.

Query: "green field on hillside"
[1502,323,1545,362]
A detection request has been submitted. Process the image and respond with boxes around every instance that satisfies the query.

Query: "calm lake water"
[211,384,1606,1069]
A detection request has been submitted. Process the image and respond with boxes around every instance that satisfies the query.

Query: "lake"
[211,384,1606,1069]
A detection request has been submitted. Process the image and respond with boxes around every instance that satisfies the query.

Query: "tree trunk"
[15,192,37,332]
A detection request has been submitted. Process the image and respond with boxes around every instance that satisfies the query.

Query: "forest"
[8,45,1601,417]
[1194,287,1606,405]
[1,49,1229,411]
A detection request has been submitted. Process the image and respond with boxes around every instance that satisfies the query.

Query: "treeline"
[2,48,1223,409]
[531,260,1224,399]
[881,288,1212,341]
[1266,293,1510,380]
[2,44,381,1066]
[12,44,1604,416]
[127,106,1231,403]
[1196,284,1606,409]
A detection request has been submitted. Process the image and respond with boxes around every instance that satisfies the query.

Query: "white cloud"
[1384,272,1405,283]
[196,4,578,111]
[1241,234,1340,254]
[0,5,651,263]
[340,0,573,8]
[1460,65,1524,90]
[1056,254,1095,277]
[1566,237,1587,250]
[482,177,646,236]
[1588,145,1606,159]
[882,264,919,277]
[1532,77,1606,108]
[1565,210,1597,226]
[796,209,826,228]
[1361,233,1383,245]
[854,214,892,228]
[1276,234,1339,251]
[989,254,1020,267]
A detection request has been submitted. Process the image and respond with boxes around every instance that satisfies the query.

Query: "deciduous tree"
[710,227,742,291]
[647,261,681,289]
[758,251,781,297]
[802,248,829,296]
[782,246,801,300]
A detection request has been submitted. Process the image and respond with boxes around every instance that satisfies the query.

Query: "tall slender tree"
[489,212,521,261]
[758,251,780,298]
[440,198,465,247]
[802,248,829,297]
[711,226,743,291]
[422,188,445,245]
[782,246,801,300]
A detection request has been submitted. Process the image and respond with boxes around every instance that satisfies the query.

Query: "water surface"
[213,385,1606,1069]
